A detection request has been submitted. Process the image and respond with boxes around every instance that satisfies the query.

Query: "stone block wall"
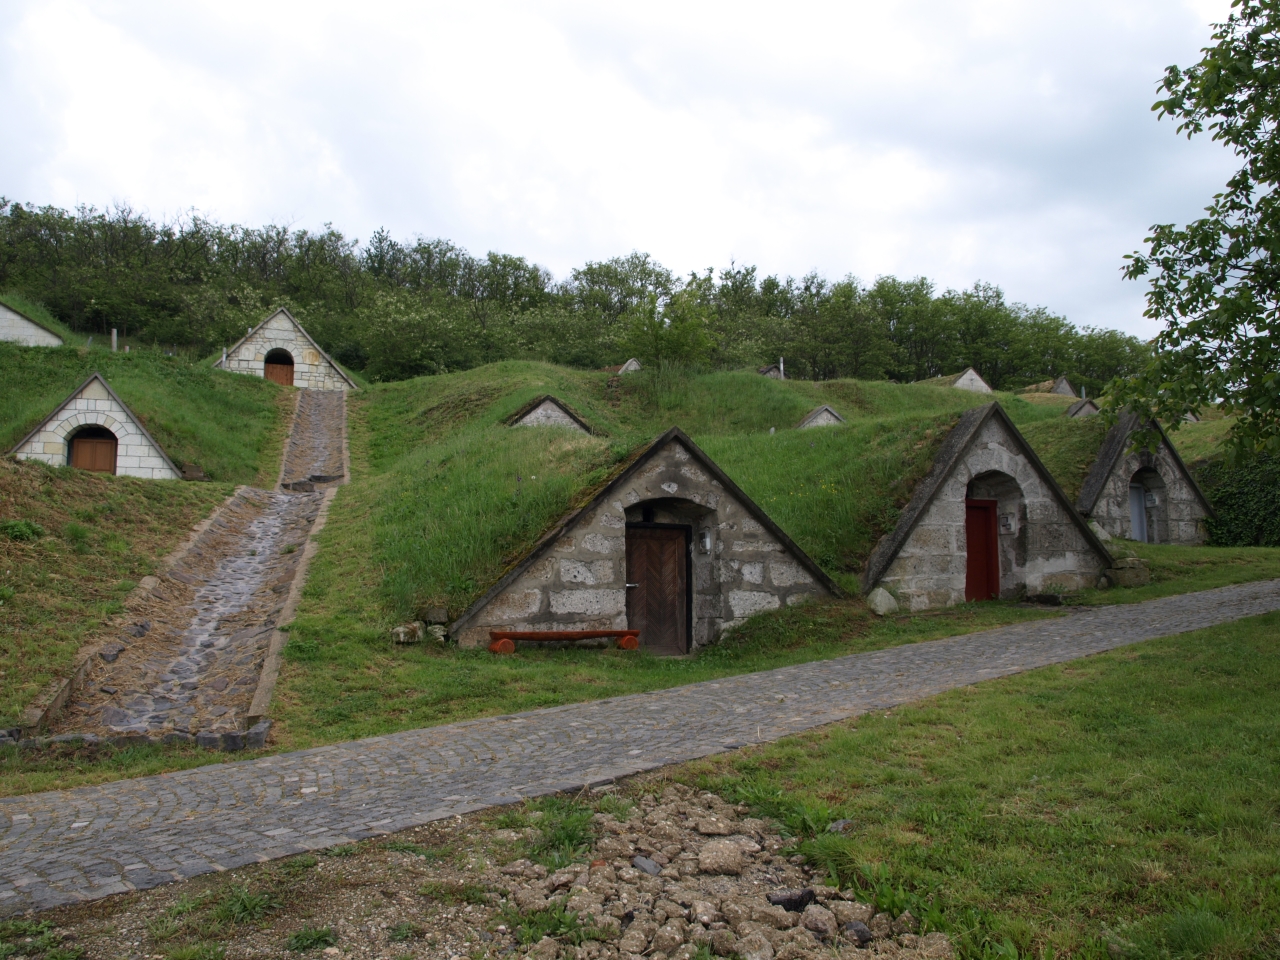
[13,379,179,480]
[1088,443,1208,544]
[873,416,1106,610]
[952,368,992,393]
[220,312,350,391]
[453,437,830,649]
[799,408,842,428]
[513,400,587,432]
[0,304,62,347]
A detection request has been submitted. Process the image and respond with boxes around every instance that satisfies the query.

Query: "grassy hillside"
[330,362,1069,620]
[0,341,287,485]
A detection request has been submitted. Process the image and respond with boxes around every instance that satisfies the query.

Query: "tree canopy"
[1119,0,1280,456]
[0,198,1146,392]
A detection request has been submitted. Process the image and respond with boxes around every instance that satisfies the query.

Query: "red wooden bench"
[488,629,640,654]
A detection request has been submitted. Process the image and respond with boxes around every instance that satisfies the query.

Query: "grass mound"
[0,341,286,485]
[338,360,1068,621]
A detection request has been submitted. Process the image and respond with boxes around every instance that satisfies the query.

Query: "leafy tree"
[1119,0,1280,455]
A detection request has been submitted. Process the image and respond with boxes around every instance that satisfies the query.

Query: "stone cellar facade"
[450,427,837,653]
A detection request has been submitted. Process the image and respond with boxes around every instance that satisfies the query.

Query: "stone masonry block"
[549,588,625,616]
[729,590,781,618]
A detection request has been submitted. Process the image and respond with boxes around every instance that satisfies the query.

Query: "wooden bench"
[488,630,640,654]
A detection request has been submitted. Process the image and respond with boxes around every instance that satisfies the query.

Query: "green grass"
[685,610,1280,960]
[284,927,336,952]
[0,340,284,485]
[1019,415,1110,504]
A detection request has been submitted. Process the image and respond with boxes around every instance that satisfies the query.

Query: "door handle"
[626,583,639,588]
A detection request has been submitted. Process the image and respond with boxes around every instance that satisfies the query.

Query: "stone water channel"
[50,389,345,745]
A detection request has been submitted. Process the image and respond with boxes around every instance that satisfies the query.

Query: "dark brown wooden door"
[626,526,689,655]
[265,362,294,386]
[70,434,117,473]
[965,498,1000,601]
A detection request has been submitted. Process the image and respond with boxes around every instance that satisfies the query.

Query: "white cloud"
[0,0,1239,336]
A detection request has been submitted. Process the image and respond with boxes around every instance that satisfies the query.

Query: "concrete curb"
[19,485,248,737]
[273,389,301,493]
[248,392,349,725]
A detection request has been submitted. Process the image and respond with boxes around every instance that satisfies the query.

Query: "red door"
[626,526,690,655]
[965,498,1000,601]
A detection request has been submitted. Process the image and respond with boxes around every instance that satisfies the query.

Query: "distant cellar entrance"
[264,349,295,386]
[68,425,118,474]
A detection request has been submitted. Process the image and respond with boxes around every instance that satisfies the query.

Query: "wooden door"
[965,498,1000,601]
[70,434,117,473]
[626,525,690,655]
[265,362,294,386]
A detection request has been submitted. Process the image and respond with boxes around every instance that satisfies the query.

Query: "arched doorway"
[1128,468,1167,543]
[264,348,295,386]
[68,425,118,474]
[965,471,1025,601]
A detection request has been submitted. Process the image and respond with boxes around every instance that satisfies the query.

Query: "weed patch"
[284,926,336,952]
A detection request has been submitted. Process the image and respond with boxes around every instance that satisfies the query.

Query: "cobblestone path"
[50,390,345,741]
[280,389,346,489]
[4,577,1279,916]
[54,490,323,738]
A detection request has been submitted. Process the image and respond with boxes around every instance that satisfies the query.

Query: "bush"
[1197,454,1280,546]
[0,519,44,541]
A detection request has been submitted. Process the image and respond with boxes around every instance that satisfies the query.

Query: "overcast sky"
[0,0,1238,336]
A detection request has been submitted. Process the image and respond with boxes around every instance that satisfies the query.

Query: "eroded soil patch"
[3,780,951,960]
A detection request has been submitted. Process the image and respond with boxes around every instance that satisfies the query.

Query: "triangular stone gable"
[449,427,838,650]
[214,308,356,390]
[797,405,845,428]
[1067,398,1099,418]
[0,301,64,347]
[1076,413,1214,544]
[862,403,1110,611]
[506,395,593,433]
[917,367,993,394]
[10,373,180,480]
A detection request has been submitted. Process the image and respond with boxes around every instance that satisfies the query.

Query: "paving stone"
[2,578,1278,917]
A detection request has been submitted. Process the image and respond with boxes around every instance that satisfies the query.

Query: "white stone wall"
[454,438,830,649]
[219,312,350,391]
[800,408,842,428]
[1088,443,1208,545]
[513,400,587,432]
[0,304,62,347]
[13,378,179,480]
[953,369,992,393]
[874,417,1105,611]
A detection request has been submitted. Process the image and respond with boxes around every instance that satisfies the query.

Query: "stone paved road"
[280,390,346,487]
[3,578,1279,916]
